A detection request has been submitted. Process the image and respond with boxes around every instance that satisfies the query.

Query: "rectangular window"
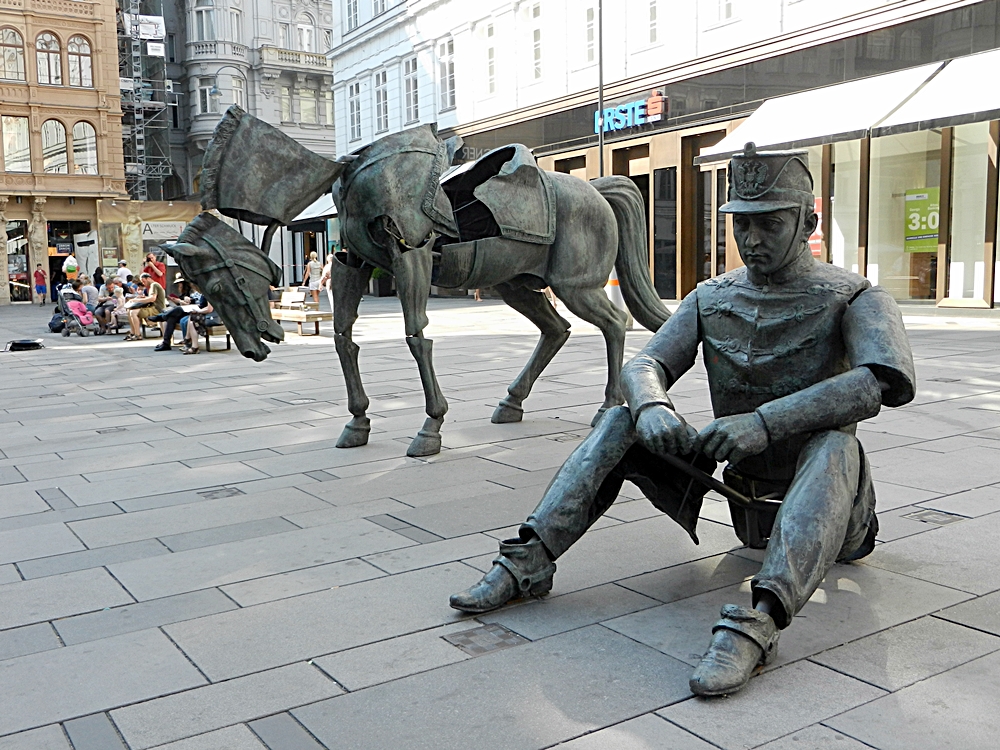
[297,24,314,52]
[323,90,333,124]
[322,28,333,50]
[652,166,677,299]
[195,6,215,41]
[649,1,657,43]
[438,39,454,110]
[280,85,292,120]
[718,0,733,22]
[373,0,386,15]
[346,0,359,31]
[278,23,289,48]
[301,90,318,123]
[3,116,31,172]
[171,103,180,128]
[486,24,495,94]
[533,28,541,79]
[374,70,388,132]
[198,77,218,114]
[586,8,594,62]
[230,10,243,44]
[404,56,419,122]
[232,77,245,108]
[349,81,362,140]
[167,34,176,62]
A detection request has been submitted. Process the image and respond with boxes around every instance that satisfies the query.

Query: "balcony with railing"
[0,0,98,18]
[187,41,249,61]
[254,46,331,72]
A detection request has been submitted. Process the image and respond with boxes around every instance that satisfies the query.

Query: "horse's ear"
[163,242,203,261]
[444,135,464,165]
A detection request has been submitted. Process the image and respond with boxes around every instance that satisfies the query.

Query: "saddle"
[441,144,556,245]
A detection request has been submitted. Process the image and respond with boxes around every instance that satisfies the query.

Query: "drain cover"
[197,487,245,500]
[902,508,965,525]
[443,623,528,656]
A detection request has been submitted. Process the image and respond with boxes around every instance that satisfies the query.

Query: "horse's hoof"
[492,398,524,424]
[407,417,444,457]
[591,408,608,427]
[336,417,371,448]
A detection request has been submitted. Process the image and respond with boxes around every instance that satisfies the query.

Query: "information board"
[904,187,940,253]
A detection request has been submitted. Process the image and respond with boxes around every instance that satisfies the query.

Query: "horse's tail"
[591,176,671,332]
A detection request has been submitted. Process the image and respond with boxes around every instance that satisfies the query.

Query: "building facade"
[0,0,128,304]
[330,0,1000,308]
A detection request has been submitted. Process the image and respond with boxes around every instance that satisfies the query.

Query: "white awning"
[873,48,1000,136]
[290,193,336,224]
[695,62,943,164]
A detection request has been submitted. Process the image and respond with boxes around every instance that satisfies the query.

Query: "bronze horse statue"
[169,107,672,458]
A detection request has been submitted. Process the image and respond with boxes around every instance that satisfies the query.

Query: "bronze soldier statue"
[450,143,916,697]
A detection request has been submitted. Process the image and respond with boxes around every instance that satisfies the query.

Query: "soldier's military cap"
[720,142,814,214]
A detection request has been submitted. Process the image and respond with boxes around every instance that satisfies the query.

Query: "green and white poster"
[904,187,940,253]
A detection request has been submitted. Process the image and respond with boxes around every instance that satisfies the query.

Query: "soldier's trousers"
[519,406,876,629]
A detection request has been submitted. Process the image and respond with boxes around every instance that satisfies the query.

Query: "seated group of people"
[145,277,216,355]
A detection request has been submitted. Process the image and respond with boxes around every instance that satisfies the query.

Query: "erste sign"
[594,91,666,134]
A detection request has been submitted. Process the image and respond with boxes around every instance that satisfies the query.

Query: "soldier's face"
[733,208,802,276]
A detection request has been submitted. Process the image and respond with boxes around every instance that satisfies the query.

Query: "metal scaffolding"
[118,0,174,201]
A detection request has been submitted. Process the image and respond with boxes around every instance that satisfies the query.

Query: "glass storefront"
[652,166,677,299]
[6,220,29,302]
[831,140,862,274]
[869,129,941,300]
[948,122,991,301]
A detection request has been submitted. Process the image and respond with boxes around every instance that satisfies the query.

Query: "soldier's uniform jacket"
[627,253,916,484]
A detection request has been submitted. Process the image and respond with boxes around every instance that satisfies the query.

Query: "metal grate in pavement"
[443,623,528,656]
[198,487,246,500]
[902,508,966,525]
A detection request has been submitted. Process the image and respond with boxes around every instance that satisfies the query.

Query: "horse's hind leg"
[391,238,448,457]
[551,286,627,426]
[331,254,374,448]
[492,281,571,423]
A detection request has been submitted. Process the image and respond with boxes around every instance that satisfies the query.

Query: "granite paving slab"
[865,510,1000,594]
[617,552,760,604]
[111,662,342,749]
[826,649,1000,750]
[247,714,324,750]
[388,489,546,538]
[54,588,238,646]
[158,517,299,552]
[146,725,266,750]
[361,533,498,574]
[754,724,875,750]
[659,661,885,750]
[553,714,717,749]
[481,583,660,641]
[0,565,20,585]
[219,558,385,607]
[108,518,414,601]
[0,523,84,565]
[0,568,134,630]
[17,539,169,580]
[810,615,1000,691]
[935,589,1000,636]
[0,629,205,737]
[164,563,479,681]
[0,622,61,662]
[312,622,474,691]
[0,726,71,750]
[294,625,694,750]
[918,484,1000,517]
[63,713,127,750]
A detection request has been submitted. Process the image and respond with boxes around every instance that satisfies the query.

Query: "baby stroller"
[58,287,99,337]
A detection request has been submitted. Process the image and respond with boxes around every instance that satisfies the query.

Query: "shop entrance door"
[680,131,726,297]
[611,144,651,282]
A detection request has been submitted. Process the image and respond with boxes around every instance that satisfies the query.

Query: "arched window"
[0,28,25,81]
[296,14,314,52]
[67,35,92,87]
[36,32,61,85]
[72,121,97,174]
[41,119,67,173]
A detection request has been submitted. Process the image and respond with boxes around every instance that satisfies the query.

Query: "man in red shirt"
[33,264,47,306]
[142,252,167,291]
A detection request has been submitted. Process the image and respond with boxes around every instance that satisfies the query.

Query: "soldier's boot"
[449,535,556,614]
[689,604,779,697]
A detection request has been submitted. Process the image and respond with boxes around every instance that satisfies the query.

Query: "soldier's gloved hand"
[695,412,770,464]
[635,404,699,457]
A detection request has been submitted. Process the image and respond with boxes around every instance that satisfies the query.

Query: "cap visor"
[719,199,801,214]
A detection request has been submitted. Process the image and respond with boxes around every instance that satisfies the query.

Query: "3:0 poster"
[904,187,940,253]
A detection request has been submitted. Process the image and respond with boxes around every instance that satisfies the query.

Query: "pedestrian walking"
[33,264,47,306]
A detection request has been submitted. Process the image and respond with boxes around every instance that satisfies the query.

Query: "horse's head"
[335,124,462,267]
[166,213,284,362]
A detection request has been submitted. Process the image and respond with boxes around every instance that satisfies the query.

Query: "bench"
[202,324,231,351]
[270,291,331,335]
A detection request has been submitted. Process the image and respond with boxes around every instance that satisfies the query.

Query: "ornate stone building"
[0,0,127,304]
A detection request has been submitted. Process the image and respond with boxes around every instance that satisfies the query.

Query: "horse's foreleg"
[391,238,448,457]
[331,254,373,448]
[551,286,627,426]
[492,282,571,423]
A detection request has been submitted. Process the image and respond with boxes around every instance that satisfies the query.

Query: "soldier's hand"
[635,404,699,457]
[695,413,770,464]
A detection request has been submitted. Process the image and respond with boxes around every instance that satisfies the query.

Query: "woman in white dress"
[302,251,324,305]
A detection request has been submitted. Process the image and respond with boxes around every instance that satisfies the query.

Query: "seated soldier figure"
[450,143,915,697]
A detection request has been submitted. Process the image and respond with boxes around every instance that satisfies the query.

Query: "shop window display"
[868,129,941,300]
[831,140,862,274]
[948,122,991,301]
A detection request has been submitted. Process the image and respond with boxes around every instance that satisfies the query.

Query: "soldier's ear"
[802,210,819,238]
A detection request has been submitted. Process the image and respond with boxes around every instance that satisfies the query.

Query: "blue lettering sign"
[593,98,651,133]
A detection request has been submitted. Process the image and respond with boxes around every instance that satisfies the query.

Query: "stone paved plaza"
[1,296,999,750]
